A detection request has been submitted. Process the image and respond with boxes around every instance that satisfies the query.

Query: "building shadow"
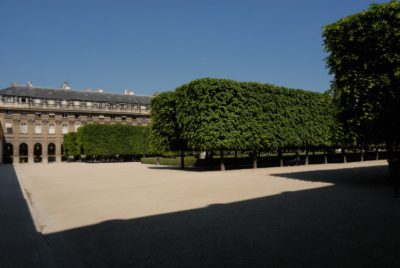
[0,165,56,267]
[44,164,400,268]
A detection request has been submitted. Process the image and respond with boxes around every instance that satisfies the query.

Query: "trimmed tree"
[149,91,187,168]
[323,1,400,148]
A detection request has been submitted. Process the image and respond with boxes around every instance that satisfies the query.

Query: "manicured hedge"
[151,78,336,153]
[63,124,149,158]
[77,124,149,157]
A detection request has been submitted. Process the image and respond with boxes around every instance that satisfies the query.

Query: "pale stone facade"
[0,83,151,164]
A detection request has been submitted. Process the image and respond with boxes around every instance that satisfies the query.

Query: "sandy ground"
[12,160,400,267]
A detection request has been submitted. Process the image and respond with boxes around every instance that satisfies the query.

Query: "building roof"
[0,85,151,105]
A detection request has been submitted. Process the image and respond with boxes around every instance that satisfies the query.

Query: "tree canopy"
[150,78,335,154]
[323,1,400,146]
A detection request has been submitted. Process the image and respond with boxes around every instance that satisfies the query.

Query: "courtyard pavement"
[2,160,400,267]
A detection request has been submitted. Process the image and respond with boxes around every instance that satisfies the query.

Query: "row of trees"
[150,78,339,170]
[63,124,149,160]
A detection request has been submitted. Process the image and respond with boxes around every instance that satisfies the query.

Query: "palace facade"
[0,82,151,164]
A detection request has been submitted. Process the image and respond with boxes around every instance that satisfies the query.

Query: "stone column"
[28,142,34,164]
[42,141,48,163]
[13,142,19,164]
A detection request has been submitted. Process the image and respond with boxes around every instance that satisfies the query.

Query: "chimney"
[60,82,71,90]
[124,89,134,95]
[27,81,33,88]
[97,88,104,93]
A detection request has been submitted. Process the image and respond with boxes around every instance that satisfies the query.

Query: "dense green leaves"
[63,132,79,157]
[151,78,335,153]
[324,1,400,145]
[75,124,149,157]
[149,91,186,153]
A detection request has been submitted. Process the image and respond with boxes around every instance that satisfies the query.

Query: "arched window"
[19,143,28,163]
[48,143,56,163]
[34,143,42,163]
[4,143,13,163]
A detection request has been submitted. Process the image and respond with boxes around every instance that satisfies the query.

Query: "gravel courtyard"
[12,160,400,267]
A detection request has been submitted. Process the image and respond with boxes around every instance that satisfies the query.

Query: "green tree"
[323,1,400,147]
[63,132,79,157]
[149,91,187,168]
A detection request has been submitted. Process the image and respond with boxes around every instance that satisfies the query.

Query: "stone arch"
[34,143,42,163]
[19,143,28,163]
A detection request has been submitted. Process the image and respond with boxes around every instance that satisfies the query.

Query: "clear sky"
[0,0,389,95]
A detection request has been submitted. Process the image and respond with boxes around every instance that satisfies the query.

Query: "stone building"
[0,82,151,164]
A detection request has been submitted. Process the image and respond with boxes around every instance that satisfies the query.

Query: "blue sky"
[0,0,389,95]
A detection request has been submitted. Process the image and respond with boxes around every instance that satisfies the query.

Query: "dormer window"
[47,99,55,105]
[61,100,68,106]
[74,101,80,106]
[34,99,41,104]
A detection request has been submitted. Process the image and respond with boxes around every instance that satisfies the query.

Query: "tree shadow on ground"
[45,164,400,268]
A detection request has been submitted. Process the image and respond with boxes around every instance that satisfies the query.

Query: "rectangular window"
[5,122,13,134]
[6,97,13,103]
[75,114,80,119]
[62,112,68,118]
[35,123,42,134]
[49,113,55,118]
[6,110,12,115]
[35,112,41,118]
[21,97,27,103]
[62,124,68,134]
[20,123,28,134]
[48,124,55,134]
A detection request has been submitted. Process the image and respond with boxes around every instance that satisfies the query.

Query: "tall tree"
[150,91,186,168]
[323,1,400,147]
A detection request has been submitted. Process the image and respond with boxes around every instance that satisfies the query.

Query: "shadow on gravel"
[0,165,55,268]
[46,164,400,268]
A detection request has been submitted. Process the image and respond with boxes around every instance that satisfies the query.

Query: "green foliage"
[323,1,400,145]
[63,132,79,157]
[77,124,149,157]
[149,91,186,153]
[151,78,336,153]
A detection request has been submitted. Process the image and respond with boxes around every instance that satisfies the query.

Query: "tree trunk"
[156,155,160,165]
[235,150,238,159]
[180,150,184,169]
[375,149,379,160]
[278,148,283,167]
[343,148,347,163]
[253,150,257,169]
[305,148,309,165]
[360,149,364,162]
[324,149,328,164]
[220,150,225,171]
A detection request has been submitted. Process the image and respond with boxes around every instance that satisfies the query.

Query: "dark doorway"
[34,143,42,163]
[4,143,13,164]
[48,143,56,163]
[19,143,28,163]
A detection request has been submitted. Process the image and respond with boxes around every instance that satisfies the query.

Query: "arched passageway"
[48,143,56,163]
[4,143,13,164]
[34,143,42,163]
[19,143,28,163]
